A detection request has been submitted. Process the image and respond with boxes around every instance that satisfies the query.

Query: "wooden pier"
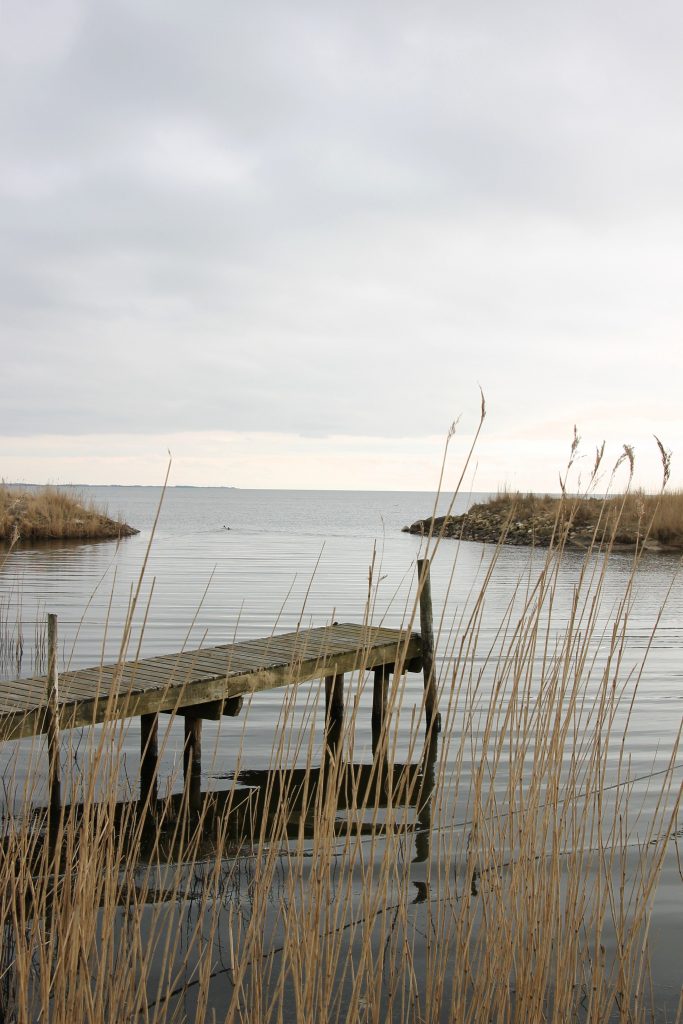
[0,621,430,811]
[0,559,440,821]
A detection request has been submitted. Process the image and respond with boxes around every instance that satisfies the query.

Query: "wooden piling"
[46,613,61,847]
[325,672,344,722]
[140,713,159,808]
[417,558,440,732]
[374,663,389,737]
[183,716,202,812]
[414,730,439,863]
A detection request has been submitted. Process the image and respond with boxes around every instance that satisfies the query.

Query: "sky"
[1,0,681,491]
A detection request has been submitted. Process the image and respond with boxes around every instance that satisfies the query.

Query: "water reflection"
[53,732,440,877]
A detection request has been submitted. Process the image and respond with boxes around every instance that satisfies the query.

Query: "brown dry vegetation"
[407,489,683,551]
[0,484,138,543]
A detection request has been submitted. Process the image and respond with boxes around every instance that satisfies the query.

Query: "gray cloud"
[2,0,682,442]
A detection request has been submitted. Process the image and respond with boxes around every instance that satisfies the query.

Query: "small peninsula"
[0,484,139,543]
[403,491,683,553]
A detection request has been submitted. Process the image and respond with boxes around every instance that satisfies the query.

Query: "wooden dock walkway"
[0,621,429,813]
[0,622,422,742]
[0,558,439,821]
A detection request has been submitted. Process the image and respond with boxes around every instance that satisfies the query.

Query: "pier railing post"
[46,613,61,850]
[417,558,441,733]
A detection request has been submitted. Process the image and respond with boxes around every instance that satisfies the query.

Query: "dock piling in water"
[325,671,345,722]
[183,716,202,812]
[46,613,61,847]
[140,712,159,808]
[417,558,441,733]
[372,663,391,731]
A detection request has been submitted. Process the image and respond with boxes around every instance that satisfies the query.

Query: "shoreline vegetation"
[404,489,683,552]
[0,483,138,543]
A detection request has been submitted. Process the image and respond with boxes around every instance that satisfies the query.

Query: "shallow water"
[0,487,681,1018]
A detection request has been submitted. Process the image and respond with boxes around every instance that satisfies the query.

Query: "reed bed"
[419,487,683,551]
[483,488,683,545]
[0,484,137,543]
[0,464,680,1022]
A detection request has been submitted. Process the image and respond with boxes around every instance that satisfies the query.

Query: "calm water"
[1,487,681,1015]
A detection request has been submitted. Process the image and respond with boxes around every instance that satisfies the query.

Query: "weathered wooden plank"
[0,690,45,710]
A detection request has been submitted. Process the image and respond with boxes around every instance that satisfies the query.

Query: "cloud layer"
[2,1,681,483]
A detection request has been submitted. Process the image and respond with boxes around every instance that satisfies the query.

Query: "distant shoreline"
[2,482,238,490]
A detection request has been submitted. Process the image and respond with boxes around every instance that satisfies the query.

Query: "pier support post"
[417,558,441,733]
[325,672,344,722]
[183,716,202,812]
[46,614,61,851]
[140,713,159,809]
[414,730,439,863]
[372,664,391,751]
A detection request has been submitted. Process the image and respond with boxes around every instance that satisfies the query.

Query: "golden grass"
[0,484,138,543]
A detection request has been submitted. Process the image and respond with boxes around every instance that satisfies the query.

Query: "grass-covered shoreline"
[0,483,138,543]
[405,489,683,551]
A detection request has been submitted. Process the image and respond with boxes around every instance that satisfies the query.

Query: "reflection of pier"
[228,736,438,856]
[9,734,439,892]
[5,723,438,912]
[5,741,438,918]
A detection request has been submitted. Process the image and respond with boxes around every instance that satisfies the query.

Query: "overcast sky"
[2,0,681,490]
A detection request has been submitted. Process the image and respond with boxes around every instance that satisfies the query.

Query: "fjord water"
[1,487,681,1016]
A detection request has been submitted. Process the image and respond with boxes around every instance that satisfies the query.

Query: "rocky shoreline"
[402,495,681,553]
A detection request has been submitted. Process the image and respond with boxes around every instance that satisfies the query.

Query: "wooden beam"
[222,695,244,717]
[164,696,245,720]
